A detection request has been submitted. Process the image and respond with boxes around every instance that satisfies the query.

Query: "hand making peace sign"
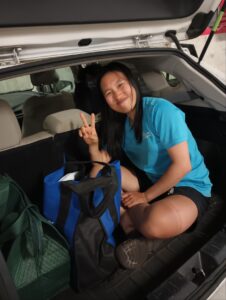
[79,112,111,164]
[79,112,99,146]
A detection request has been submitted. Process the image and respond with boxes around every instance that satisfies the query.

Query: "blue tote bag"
[43,160,122,289]
[43,160,121,246]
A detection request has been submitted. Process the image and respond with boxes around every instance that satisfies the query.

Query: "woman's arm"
[144,141,191,201]
[122,141,191,208]
[89,149,111,177]
[79,112,111,177]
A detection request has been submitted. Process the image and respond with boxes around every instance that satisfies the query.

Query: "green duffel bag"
[0,175,71,300]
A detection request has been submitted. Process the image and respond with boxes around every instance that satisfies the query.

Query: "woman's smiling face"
[100,71,137,117]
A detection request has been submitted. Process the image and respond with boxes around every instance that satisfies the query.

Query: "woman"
[79,62,212,269]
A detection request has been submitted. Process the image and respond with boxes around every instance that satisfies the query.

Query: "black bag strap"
[65,160,112,175]
[60,164,118,218]
[66,178,116,218]
[56,183,74,231]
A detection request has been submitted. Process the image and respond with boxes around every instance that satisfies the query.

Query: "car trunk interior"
[0,50,226,300]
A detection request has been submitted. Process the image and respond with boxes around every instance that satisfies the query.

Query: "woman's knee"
[139,216,171,239]
[138,201,185,239]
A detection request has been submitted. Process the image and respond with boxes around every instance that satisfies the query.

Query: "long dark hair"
[97,62,143,159]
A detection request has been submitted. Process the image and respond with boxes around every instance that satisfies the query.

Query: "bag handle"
[62,165,118,218]
[0,204,36,245]
[0,177,43,254]
[0,206,45,259]
[0,176,30,222]
[65,160,113,176]
[4,176,30,206]
[66,160,110,167]
[31,209,69,249]
[0,176,69,260]
[0,204,69,256]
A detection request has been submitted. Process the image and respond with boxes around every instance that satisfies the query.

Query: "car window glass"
[0,75,33,94]
[0,67,75,112]
[162,72,180,87]
[0,75,37,112]
[56,67,75,93]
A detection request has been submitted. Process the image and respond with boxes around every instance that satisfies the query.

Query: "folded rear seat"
[0,99,52,151]
[0,99,59,206]
[22,70,75,137]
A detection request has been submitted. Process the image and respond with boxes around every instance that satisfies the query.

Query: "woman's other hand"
[122,191,148,208]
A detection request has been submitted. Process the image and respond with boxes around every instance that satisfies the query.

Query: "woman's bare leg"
[121,166,140,192]
[120,166,140,233]
[120,166,198,238]
[126,195,198,238]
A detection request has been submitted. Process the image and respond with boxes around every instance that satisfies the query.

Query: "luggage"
[0,175,70,300]
[44,160,121,290]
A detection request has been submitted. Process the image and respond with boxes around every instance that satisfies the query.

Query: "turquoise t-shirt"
[123,97,212,197]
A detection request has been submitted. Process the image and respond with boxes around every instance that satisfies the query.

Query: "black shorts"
[136,169,211,221]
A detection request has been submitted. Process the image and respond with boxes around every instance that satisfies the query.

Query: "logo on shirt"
[142,131,153,139]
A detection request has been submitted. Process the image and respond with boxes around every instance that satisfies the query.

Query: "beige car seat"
[43,109,91,135]
[142,70,189,102]
[22,70,75,137]
[0,99,52,151]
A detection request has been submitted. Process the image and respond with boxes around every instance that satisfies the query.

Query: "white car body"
[0,1,225,299]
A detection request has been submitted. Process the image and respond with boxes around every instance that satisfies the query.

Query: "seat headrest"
[0,99,22,150]
[142,71,169,92]
[30,70,59,86]
[43,109,91,134]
